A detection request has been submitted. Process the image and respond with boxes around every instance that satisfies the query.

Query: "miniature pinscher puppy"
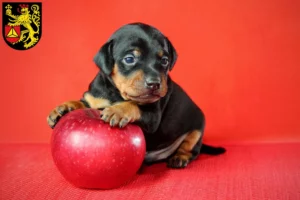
[47,22,225,168]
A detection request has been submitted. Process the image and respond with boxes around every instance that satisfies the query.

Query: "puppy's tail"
[200,143,226,155]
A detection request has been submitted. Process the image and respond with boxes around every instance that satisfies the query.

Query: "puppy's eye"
[161,56,169,67]
[123,54,136,65]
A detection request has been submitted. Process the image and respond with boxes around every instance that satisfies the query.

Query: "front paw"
[46,101,86,128]
[100,102,141,128]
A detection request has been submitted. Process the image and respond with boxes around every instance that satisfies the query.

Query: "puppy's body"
[47,22,225,168]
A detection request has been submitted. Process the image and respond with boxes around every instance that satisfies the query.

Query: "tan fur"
[158,50,164,57]
[83,92,111,109]
[111,64,168,102]
[133,49,141,57]
[111,64,145,99]
[168,130,202,167]
[47,101,87,127]
[160,74,168,97]
[102,101,141,123]
[179,130,202,152]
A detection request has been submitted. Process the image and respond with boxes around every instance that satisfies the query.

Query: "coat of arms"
[2,2,42,50]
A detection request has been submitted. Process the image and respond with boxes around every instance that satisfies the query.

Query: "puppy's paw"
[47,101,86,128]
[167,155,190,169]
[100,102,141,128]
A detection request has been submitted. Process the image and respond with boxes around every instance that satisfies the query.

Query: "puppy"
[47,22,225,168]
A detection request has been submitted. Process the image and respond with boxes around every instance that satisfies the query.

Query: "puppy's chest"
[143,120,185,151]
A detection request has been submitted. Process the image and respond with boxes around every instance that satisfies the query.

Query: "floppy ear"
[166,38,178,71]
[93,40,114,75]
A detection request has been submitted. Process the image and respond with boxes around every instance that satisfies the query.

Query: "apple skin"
[51,108,146,189]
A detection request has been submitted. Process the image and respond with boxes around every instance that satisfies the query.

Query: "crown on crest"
[19,4,29,8]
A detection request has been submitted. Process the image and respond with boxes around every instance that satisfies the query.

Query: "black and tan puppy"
[47,22,225,168]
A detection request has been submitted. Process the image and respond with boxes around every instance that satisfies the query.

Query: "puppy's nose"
[145,77,161,90]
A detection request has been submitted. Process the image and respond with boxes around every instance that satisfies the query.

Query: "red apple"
[51,108,146,189]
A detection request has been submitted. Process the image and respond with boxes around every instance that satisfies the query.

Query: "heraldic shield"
[2,2,42,50]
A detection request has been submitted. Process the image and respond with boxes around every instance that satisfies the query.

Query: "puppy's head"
[94,22,177,104]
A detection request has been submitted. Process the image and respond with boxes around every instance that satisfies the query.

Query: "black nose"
[145,77,161,90]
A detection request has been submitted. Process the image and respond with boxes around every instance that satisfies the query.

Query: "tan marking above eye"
[158,50,164,57]
[133,49,141,57]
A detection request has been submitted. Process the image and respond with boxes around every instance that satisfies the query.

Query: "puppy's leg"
[47,101,87,128]
[167,130,202,168]
[47,92,111,128]
[101,101,141,128]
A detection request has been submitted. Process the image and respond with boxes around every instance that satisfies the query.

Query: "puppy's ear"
[94,40,114,75]
[166,38,178,71]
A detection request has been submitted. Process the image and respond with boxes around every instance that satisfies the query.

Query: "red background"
[0,0,299,144]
